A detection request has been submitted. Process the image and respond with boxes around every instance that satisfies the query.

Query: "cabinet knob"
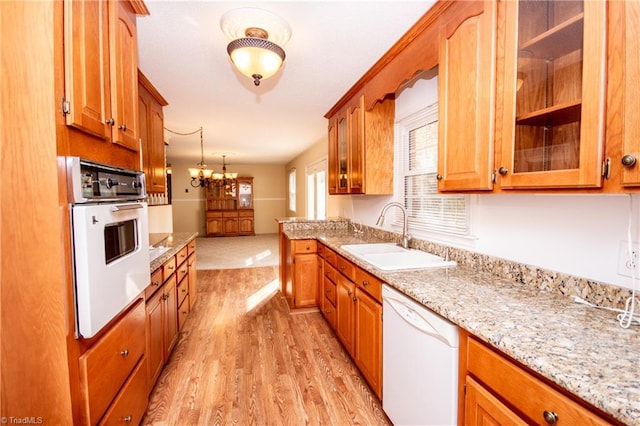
[122,415,133,423]
[117,124,127,131]
[182,288,187,293]
[362,280,369,286]
[105,118,115,125]
[347,290,352,296]
[436,174,443,180]
[120,349,129,357]
[622,154,637,167]
[498,166,508,175]
[542,411,558,425]
[340,265,345,270]
[352,296,357,302]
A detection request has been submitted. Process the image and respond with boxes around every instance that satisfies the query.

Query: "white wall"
[345,74,640,291]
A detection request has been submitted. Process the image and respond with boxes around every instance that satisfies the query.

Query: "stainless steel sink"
[340,243,456,271]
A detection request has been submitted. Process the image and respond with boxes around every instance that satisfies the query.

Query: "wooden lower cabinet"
[187,252,197,308]
[284,238,318,309]
[146,273,177,391]
[98,357,148,426]
[354,288,382,398]
[146,240,197,395]
[78,300,146,425]
[462,332,613,425]
[335,274,356,356]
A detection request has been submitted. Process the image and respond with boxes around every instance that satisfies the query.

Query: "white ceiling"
[137,1,436,167]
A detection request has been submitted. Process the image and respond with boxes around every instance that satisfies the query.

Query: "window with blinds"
[395,104,471,236]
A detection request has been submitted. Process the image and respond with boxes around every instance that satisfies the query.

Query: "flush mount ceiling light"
[221,8,291,86]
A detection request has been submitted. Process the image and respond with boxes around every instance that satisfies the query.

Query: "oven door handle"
[110,203,144,212]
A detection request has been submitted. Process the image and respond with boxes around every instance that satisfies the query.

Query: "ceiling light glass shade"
[189,167,213,179]
[227,37,285,85]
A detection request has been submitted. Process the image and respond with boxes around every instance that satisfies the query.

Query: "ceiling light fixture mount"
[221,8,291,86]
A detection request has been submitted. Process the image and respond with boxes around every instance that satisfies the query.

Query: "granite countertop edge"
[149,232,198,271]
[284,229,639,425]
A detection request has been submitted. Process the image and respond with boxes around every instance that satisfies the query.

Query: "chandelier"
[221,8,291,86]
[213,155,238,188]
[164,126,217,188]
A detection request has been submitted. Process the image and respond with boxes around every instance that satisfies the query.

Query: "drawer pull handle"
[543,411,558,425]
[122,415,133,423]
[340,265,345,270]
[182,288,187,293]
[306,245,310,250]
[117,124,127,131]
[347,290,352,296]
[167,265,174,270]
[181,268,187,273]
[152,281,160,287]
[362,280,369,286]
[120,349,129,357]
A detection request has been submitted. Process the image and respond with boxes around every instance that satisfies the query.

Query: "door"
[146,289,164,390]
[63,0,111,139]
[293,254,318,307]
[498,0,606,188]
[110,0,139,150]
[438,0,497,191]
[336,275,355,356]
[464,376,527,426]
[306,159,327,220]
[355,288,382,399]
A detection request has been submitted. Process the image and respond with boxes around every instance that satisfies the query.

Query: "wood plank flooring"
[142,267,390,425]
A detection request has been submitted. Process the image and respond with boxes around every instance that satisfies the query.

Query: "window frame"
[393,103,477,245]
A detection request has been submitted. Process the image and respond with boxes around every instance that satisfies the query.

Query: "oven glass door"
[71,202,150,338]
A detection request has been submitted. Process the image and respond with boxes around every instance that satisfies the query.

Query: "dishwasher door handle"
[385,297,452,346]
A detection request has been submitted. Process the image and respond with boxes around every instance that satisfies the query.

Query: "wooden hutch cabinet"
[205,177,254,237]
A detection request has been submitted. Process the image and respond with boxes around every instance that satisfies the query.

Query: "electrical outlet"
[617,240,640,278]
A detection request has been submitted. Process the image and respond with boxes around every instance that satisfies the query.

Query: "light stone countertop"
[284,228,640,425]
[149,232,198,272]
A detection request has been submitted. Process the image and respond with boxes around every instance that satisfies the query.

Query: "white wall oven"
[64,157,150,338]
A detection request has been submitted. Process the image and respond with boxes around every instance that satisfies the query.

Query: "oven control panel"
[64,157,147,203]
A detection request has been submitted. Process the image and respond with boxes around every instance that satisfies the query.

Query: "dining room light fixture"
[221,8,291,86]
[164,126,214,188]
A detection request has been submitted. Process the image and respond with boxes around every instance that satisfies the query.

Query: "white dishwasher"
[382,284,459,426]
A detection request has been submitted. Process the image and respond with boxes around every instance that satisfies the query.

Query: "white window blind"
[396,104,471,236]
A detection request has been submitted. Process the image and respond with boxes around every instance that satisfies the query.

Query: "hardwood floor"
[142,267,390,425]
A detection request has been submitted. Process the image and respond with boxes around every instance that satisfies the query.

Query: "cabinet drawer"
[80,300,146,425]
[337,255,356,281]
[323,297,337,330]
[355,267,382,303]
[178,294,190,331]
[177,275,189,307]
[323,262,338,284]
[176,260,188,285]
[322,246,337,267]
[222,211,238,218]
[98,358,148,426]
[292,239,317,254]
[145,268,163,300]
[187,239,196,255]
[162,256,176,280]
[207,211,222,218]
[324,276,337,306]
[238,210,253,217]
[467,338,610,425]
[176,246,189,266]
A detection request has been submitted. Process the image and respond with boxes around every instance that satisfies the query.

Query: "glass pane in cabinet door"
[514,0,584,173]
[338,117,348,189]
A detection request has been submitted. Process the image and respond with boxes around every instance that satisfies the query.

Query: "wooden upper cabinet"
[438,0,497,192]
[63,0,111,140]
[110,0,139,150]
[138,71,168,194]
[498,0,606,188]
[63,0,144,154]
[327,94,394,195]
[620,0,640,186]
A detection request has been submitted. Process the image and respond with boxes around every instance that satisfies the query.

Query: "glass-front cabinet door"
[237,177,253,209]
[499,0,606,188]
[337,115,349,193]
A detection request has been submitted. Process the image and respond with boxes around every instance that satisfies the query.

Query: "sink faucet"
[375,202,411,249]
